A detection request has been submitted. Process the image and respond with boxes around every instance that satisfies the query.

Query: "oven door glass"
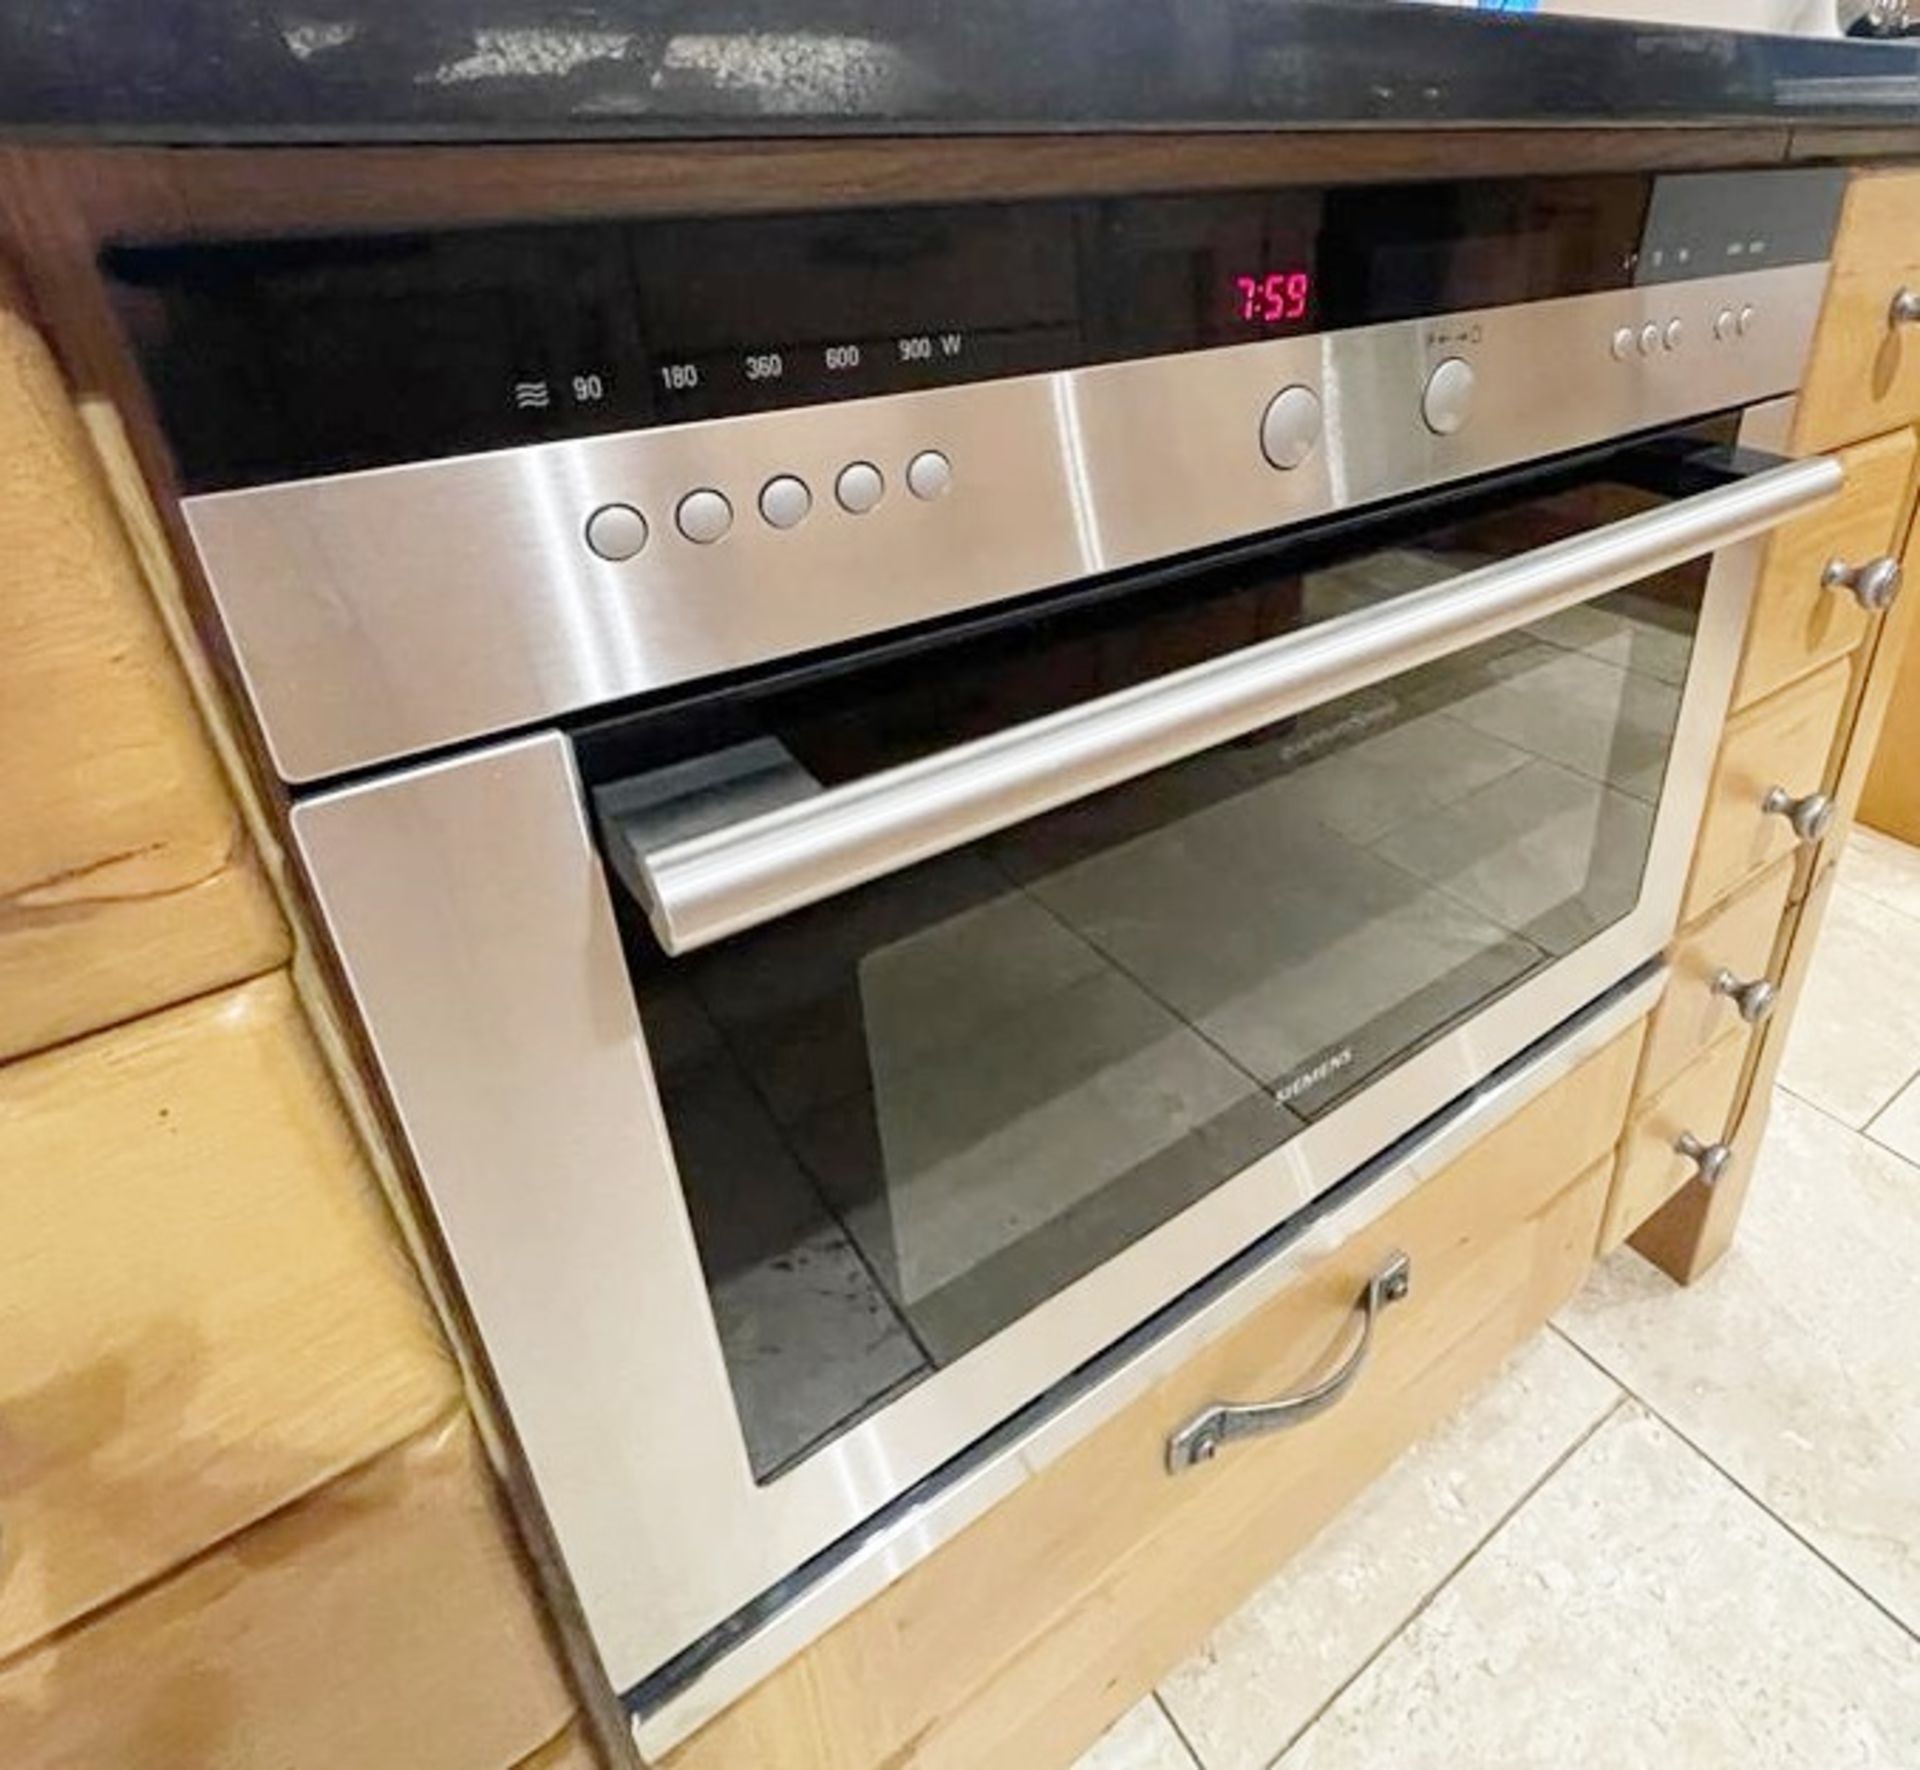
[586,425,1739,1482]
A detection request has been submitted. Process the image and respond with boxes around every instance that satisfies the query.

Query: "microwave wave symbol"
[513,379,552,410]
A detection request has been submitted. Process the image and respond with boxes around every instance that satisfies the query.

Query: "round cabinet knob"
[675,488,733,545]
[906,449,953,500]
[1711,967,1779,1025]
[1675,1131,1734,1188]
[1260,384,1325,470]
[835,461,885,515]
[1421,357,1475,438]
[1761,785,1835,845]
[1890,287,1920,329]
[758,474,812,530]
[1822,553,1903,613]
[584,502,648,562]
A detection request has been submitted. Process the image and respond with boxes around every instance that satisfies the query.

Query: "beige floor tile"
[1558,1087,1920,1633]
[1155,1332,1619,1770]
[1869,1071,1920,1166]
[1075,1698,1199,1770]
[1777,884,1920,1126]
[1839,824,1920,925]
[1273,1406,1920,1770]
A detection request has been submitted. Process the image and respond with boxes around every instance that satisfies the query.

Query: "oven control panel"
[106,167,1843,494]
[112,168,1845,786]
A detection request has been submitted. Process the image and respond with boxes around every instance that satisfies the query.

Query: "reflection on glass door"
[601,470,1704,1479]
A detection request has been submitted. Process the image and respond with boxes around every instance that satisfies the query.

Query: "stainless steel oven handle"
[633,455,1842,956]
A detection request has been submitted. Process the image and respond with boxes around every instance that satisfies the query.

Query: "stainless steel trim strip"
[630,965,1665,1758]
[627,454,1842,955]
[185,260,1830,783]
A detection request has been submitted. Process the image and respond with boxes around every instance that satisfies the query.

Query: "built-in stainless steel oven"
[107,164,1851,1751]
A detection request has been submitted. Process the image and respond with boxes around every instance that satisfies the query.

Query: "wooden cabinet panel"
[667,1021,1644,1770]
[1861,602,1920,844]
[1684,656,1853,921]
[517,1726,606,1770]
[1642,854,1794,1100]
[0,1420,575,1770]
[0,279,286,1061]
[1600,1027,1750,1255]
[0,973,459,1659]
[1793,170,1920,456]
[1642,436,1920,1283]
[1733,427,1914,712]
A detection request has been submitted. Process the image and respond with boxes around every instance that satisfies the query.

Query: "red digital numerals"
[1233,271,1311,324]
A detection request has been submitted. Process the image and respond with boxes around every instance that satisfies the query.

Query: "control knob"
[1260,385,1324,470]
[1421,357,1475,437]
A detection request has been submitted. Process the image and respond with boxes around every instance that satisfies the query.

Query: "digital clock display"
[1232,270,1313,326]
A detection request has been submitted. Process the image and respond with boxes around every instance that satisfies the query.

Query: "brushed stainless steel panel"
[193,262,1826,783]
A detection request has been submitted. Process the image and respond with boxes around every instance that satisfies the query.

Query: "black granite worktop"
[6,1,1920,145]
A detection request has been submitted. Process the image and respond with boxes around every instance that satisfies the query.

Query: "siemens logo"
[1272,1046,1355,1106]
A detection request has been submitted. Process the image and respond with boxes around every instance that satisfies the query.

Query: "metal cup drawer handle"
[1761,784,1834,845]
[1676,1131,1734,1188]
[1166,1251,1412,1474]
[1822,554,1903,613]
[1711,967,1779,1025]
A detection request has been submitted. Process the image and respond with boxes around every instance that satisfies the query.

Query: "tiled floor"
[1077,824,1920,1770]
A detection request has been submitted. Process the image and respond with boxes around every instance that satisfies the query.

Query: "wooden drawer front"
[0,282,286,1062]
[1795,171,1920,455]
[0,973,458,1659]
[0,1421,575,1770]
[668,1020,1644,1770]
[1733,427,1914,712]
[1861,536,1920,846]
[1684,656,1852,921]
[1601,1028,1750,1255]
[1643,854,1794,1099]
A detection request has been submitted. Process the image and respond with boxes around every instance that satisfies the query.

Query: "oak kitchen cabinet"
[2,137,1919,1770]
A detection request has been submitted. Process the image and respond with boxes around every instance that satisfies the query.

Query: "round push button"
[1260,385,1324,470]
[676,488,733,545]
[1737,303,1757,336]
[584,503,648,562]
[906,449,953,500]
[1610,326,1636,362]
[1420,357,1475,438]
[759,475,812,530]
[836,461,885,514]
[1714,307,1737,342]
[1663,317,1684,351]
